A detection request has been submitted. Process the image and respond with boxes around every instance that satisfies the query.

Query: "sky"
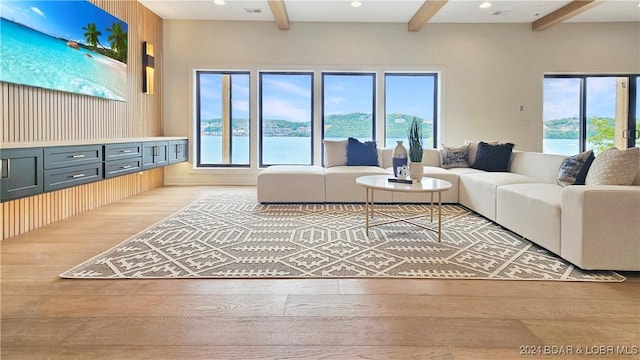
[543,77,619,121]
[0,0,126,45]
[199,73,435,122]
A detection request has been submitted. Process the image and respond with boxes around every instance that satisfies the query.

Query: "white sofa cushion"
[257,165,326,203]
[459,172,544,221]
[509,151,568,184]
[561,185,640,270]
[497,184,563,255]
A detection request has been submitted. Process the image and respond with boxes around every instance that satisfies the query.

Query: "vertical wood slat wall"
[1,169,164,240]
[0,1,164,240]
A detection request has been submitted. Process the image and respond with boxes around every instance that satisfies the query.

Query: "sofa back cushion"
[422,148,441,166]
[379,148,393,168]
[510,151,568,184]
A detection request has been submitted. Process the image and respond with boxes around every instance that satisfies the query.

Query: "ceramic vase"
[409,162,423,181]
[392,141,408,177]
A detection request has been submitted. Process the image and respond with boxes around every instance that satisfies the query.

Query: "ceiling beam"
[408,0,448,32]
[532,0,602,31]
[268,0,290,30]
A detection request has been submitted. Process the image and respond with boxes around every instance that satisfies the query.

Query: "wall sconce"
[142,41,155,95]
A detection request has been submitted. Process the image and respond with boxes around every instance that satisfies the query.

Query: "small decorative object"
[392,141,408,177]
[397,164,411,178]
[408,116,424,180]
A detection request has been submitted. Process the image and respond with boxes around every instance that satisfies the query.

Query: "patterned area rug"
[60,194,624,281]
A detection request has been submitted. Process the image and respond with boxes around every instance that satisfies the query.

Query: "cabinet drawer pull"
[71,173,86,178]
[121,165,132,169]
[71,154,86,158]
[121,150,132,153]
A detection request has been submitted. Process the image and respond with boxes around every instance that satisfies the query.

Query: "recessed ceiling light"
[479,2,492,9]
[214,0,225,5]
[351,1,362,7]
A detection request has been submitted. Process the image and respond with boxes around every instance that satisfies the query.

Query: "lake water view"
[200,136,579,165]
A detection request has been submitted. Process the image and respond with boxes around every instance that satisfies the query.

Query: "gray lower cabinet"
[2,138,187,202]
[168,140,188,164]
[0,148,44,202]
[104,143,143,178]
[142,141,169,169]
[43,145,103,192]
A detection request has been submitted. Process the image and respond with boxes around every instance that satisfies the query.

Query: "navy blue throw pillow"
[346,137,378,166]
[574,150,595,185]
[471,141,515,172]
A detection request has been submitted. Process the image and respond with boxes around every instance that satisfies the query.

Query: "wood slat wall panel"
[0,1,164,240]
[1,169,164,240]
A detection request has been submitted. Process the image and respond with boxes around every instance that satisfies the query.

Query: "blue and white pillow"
[557,150,594,187]
[440,145,469,169]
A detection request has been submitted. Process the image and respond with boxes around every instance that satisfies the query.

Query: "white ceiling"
[138,0,640,24]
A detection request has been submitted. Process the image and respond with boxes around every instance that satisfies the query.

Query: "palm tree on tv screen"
[106,22,127,63]
[82,22,103,49]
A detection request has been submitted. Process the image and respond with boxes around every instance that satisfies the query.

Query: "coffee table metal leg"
[371,188,374,218]
[430,192,434,222]
[438,191,442,243]
[365,187,369,234]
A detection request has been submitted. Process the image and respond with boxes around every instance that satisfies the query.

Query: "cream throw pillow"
[585,147,640,185]
[323,139,348,167]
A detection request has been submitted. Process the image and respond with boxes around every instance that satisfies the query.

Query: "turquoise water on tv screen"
[0,18,126,101]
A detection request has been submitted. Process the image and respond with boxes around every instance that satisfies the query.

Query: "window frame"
[383,72,439,149]
[258,71,315,167]
[544,73,639,153]
[320,72,377,165]
[195,70,251,168]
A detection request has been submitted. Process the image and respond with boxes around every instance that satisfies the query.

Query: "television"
[0,1,128,101]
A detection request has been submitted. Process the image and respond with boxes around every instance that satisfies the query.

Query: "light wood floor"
[2,186,639,360]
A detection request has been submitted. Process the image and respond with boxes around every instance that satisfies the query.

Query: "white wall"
[162,20,639,185]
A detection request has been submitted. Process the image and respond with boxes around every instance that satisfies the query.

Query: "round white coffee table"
[355,175,453,242]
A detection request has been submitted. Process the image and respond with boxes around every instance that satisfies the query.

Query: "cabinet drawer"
[44,145,102,169]
[105,157,142,178]
[105,143,143,161]
[44,163,103,192]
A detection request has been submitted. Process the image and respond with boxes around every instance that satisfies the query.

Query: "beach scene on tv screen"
[0,0,127,101]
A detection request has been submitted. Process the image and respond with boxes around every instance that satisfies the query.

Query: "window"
[543,77,581,155]
[259,72,313,166]
[322,73,376,143]
[543,75,638,155]
[196,71,250,167]
[384,73,438,149]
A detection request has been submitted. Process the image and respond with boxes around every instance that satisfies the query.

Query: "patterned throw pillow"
[440,145,469,169]
[323,139,348,167]
[557,150,594,187]
[585,147,640,185]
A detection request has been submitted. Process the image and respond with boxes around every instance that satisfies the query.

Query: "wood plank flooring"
[2,186,639,360]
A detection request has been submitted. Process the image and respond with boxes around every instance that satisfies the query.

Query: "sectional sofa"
[257,147,640,271]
